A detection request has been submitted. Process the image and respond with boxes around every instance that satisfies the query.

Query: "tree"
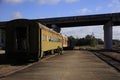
[75,34,99,47]
[97,39,104,45]
[69,34,103,47]
[90,37,97,47]
[68,36,76,49]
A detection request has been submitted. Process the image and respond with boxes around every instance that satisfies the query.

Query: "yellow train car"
[6,19,63,62]
[39,23,63,57]
[63,36,68,48]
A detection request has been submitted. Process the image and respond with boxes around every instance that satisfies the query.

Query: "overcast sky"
[0,0,120,40]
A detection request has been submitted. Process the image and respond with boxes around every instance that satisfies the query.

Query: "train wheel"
[57,47,63,55]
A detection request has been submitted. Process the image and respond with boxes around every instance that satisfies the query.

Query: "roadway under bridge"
[1,13,120,50]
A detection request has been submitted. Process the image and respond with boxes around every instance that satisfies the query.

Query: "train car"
[62,36,68,50]
[39,23,63,57]
[6,19,63,62]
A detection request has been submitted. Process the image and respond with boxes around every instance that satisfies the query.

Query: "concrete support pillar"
[103,21,113,50]
[51,24,61,33]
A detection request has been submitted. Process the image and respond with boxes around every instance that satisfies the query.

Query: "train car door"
[15,26,29,60]
[16,27,28,51]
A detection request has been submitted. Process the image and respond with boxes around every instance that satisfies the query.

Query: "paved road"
[1,50,120,80]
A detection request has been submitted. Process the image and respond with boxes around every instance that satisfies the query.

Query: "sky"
[0,0,120,40]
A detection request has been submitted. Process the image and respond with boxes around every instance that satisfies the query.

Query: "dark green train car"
[6,19,41,62]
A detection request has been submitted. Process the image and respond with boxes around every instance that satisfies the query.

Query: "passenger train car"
[6,19,64,62]
[62,36,68,49]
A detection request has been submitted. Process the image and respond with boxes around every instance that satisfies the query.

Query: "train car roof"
[38,23,62,36]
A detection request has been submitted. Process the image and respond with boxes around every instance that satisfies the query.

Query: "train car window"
[48,36,61,42]
[48,36,51,41]
[42,34,47,41]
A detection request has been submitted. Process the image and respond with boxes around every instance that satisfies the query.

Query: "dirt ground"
[0,47,120,78]
[0,50,56,78]
[0,50,35,77]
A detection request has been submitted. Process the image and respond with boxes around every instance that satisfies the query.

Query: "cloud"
[2,0,78,4]
[61,26,120,40]
[95,7,102,11]
[81,8,90,13]
[58,22,120,40]
[77,8,91,15]
[61,26,103,39]
[12,12,23,19]
[36,0,60,4]
[108,0,120,12]
[2,0,23,4]
[35,0,78,4]
[113,26,120,39]
[65,0,78,3]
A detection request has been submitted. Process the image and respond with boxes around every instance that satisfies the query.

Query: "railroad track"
[92,51,120,72]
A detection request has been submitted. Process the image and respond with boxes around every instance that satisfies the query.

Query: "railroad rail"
[92,51,120,72]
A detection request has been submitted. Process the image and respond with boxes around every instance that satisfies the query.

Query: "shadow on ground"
[0,53,35,66]
[0,53,8,65]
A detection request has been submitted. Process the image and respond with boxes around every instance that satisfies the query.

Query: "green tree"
[75,34,98,47]
[68,36,76,49]
[90,37,97,47]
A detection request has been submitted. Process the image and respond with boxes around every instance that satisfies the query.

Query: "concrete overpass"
[33,13,120,27]
[1,13,120,50]
[32,13,120,50]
